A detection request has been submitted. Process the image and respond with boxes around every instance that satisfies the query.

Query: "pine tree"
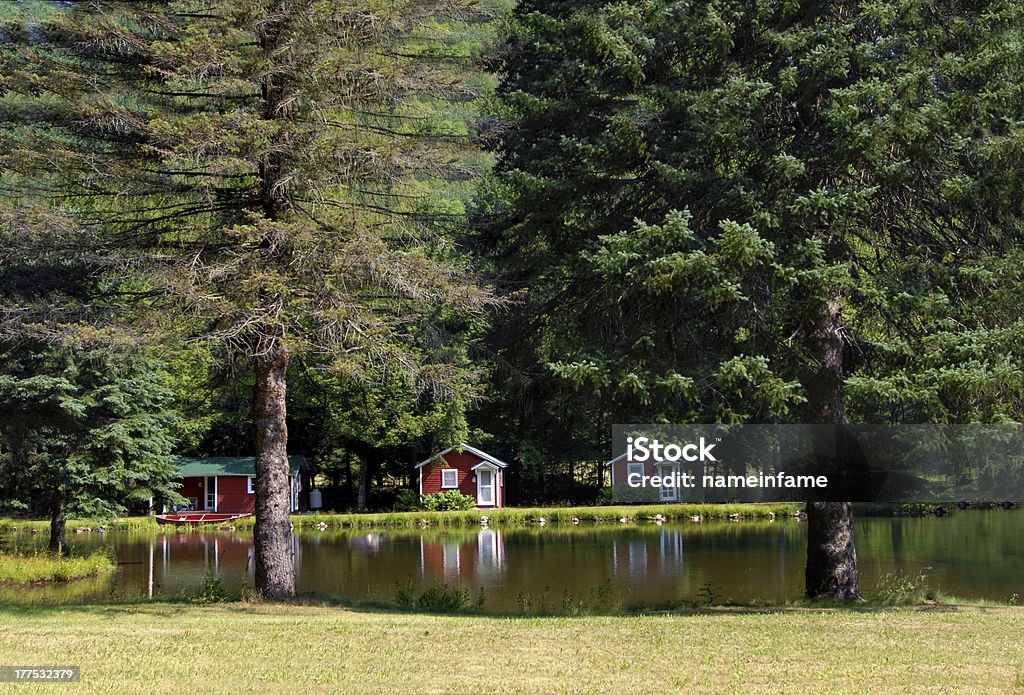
[1,0,493,596]
[0,333,179,553]
[484,0,1024,598]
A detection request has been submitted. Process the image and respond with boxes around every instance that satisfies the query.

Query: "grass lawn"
[0,603,1021,693]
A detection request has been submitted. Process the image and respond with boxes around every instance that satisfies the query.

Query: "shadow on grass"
[2,575,1015,622]
[1,594,998,623]
[242,590,992,619]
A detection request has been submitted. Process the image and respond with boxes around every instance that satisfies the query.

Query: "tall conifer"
[485,0,1024,598]
[1,0,492,596]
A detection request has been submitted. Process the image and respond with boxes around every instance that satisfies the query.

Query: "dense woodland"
[2,0,1023,598]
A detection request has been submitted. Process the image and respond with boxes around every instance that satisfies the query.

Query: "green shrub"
[193,572,229,604]
[872,572,932,605]
[393,489,421,512]
[421,490,476,511]
[393,577,485,612]
[699,581,722,605]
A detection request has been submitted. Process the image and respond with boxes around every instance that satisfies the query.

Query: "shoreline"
[2,501,1017,535]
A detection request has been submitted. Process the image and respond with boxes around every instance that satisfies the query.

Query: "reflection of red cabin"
[416,444,508,508]
[173,456,311,515]
[419,530,505,580]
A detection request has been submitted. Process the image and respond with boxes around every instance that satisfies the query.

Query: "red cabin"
[416,444,509,508]
[606,452,682,504]
[172,456,311,515]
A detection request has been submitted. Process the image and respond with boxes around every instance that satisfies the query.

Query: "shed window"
[626,463,644,483]
[247,476,255,494]
[441,468,458,488]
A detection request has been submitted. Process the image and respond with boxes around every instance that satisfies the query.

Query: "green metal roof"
[174,456,307,478]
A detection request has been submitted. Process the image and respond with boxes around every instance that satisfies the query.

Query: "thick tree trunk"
[805,501,859,599]
[253,343,295,599]
[48,495,68,555]
[804,294,860,600]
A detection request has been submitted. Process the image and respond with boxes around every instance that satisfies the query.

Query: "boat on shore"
[155,512,251,525]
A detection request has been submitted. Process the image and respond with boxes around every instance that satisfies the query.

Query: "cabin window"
[626,463,644,484]
[441,468,458,488]
[247,476,255,494]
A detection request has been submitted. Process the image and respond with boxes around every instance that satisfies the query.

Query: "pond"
[4,511,1022,610]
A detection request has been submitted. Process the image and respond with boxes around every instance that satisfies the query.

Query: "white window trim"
[441,468,458,489]
[626,462,644,480]
[247,476,255,494]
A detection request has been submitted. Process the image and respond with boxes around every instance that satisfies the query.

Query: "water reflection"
[611,528,685,580]
[418,529,505,581]
[351,533,386,553]
[148,533,255,597]
[7,511,1022,610]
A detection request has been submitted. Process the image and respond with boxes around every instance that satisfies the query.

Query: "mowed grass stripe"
[0,604,1021,693]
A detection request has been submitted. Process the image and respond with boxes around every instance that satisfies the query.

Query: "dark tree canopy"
[481,0,1024,598]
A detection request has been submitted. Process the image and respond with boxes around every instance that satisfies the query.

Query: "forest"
[2,0,1023,600]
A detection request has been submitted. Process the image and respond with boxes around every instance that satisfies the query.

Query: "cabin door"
[657,465,677,502]
[204,476,217,511]
[477,469,495,506]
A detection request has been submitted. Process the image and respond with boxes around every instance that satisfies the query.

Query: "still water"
[5,512,1022,609]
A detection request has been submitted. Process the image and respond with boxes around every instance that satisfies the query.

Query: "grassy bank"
[0,516,159,534]
[0,602,1020,692]
[1,503,802,534]
[247,502,806,529]
[3,501,1009,535]
[0,551,114,585]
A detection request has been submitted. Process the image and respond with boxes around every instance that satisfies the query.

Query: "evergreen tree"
[484,0,1024,598]
[1,0,493,596]
[0,333,179,553]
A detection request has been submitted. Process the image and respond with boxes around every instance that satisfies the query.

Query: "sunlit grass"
[0,602,1020,693]
[0,551,114,585]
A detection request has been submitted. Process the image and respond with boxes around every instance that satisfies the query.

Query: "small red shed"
[172,456,311,515]
[417,444,509,508]
[606,452,681,504]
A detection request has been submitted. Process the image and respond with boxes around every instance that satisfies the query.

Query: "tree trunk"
[805,501,859,599]
[357,451,378,512]
[48,494,68,555]
[344,452,354,509]
[253,343,295,599]
[804,294,860,600]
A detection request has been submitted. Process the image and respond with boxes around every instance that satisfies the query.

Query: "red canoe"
[155,512,251,525]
